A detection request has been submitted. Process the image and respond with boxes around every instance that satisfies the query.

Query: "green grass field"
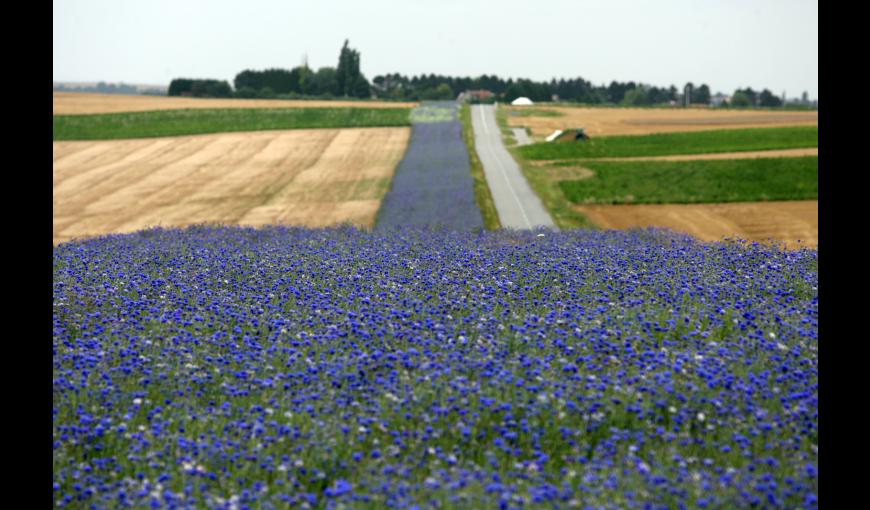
[558,156,818,205]
[518,126,818,160]
[53,107,413,140]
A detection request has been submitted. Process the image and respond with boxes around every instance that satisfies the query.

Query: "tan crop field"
[53,127,411,244]
[53,92,419,115]
[574,200,818,249]
[505,105,818,138]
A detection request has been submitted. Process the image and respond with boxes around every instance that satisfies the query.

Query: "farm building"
[511,97,533,106]
[458,89,495,103]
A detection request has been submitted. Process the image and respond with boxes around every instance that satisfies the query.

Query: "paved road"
[471,104,557,230]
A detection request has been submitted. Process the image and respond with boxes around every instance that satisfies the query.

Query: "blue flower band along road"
[53,226,817,509]
[376,101,484,230]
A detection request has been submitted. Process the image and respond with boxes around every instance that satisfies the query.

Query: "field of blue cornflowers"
[53,226,817,509]
[377,101,483,230]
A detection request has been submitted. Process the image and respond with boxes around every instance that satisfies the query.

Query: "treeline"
[167,39,803,108]
[731,88,785,108]
[370,74,791,108]
[167,79,233,98]
[168,40,371,100]
[375,74,700,104]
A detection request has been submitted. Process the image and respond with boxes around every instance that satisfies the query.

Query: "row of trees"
[167,78,232,98]
[372,74,797,108]
[730,87,783,108]
[370,73,717,106]
[169,40,370,100]
[167,39,801,108]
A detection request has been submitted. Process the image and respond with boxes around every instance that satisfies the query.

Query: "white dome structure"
[511,97,534,106]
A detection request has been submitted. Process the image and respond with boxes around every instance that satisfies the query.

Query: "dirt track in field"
[53,92,418,115]
[506,105,818,138]
[575,201,817,249]
[589,147,818,161]
[53,127,410,244]
[528,147,819,166]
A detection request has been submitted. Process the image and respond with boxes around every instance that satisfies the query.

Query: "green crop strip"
[460,104,501,230]
[54,107,413,140]
[558,156,818,205]
[519,126,818,160]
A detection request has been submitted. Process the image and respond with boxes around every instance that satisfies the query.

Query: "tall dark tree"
[336,39,369,97]
[759,89,783,107]
[693,84,711,105]
[683,82,694,106]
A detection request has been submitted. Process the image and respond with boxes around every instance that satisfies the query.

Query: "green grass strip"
[460,104,501,230]
[558,156,818,205]
[54,107,412,140]
[519,126,818,160]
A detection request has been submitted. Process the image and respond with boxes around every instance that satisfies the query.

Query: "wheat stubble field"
[53,92,418,115]
[574,200,817,250]
[506,105,818,138]
[53,127,410,244]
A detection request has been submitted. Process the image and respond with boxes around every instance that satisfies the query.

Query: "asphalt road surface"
[471,104,557,230]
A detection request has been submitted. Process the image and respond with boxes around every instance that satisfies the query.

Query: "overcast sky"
[53,0,818,98]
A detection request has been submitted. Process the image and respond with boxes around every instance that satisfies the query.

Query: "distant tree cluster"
[371,73,803,109]
[371,74,711,106]
[232,41,370,99]
[723,87,783,108]
[167,78,232,98]
[54,82,166,95]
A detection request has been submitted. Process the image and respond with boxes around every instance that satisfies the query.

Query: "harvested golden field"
[574,200,817,249]
[53,127,411,244]
[53,92,418,115]
[505,105,818,138]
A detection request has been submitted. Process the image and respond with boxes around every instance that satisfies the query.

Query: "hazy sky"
[54,0,818,98]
